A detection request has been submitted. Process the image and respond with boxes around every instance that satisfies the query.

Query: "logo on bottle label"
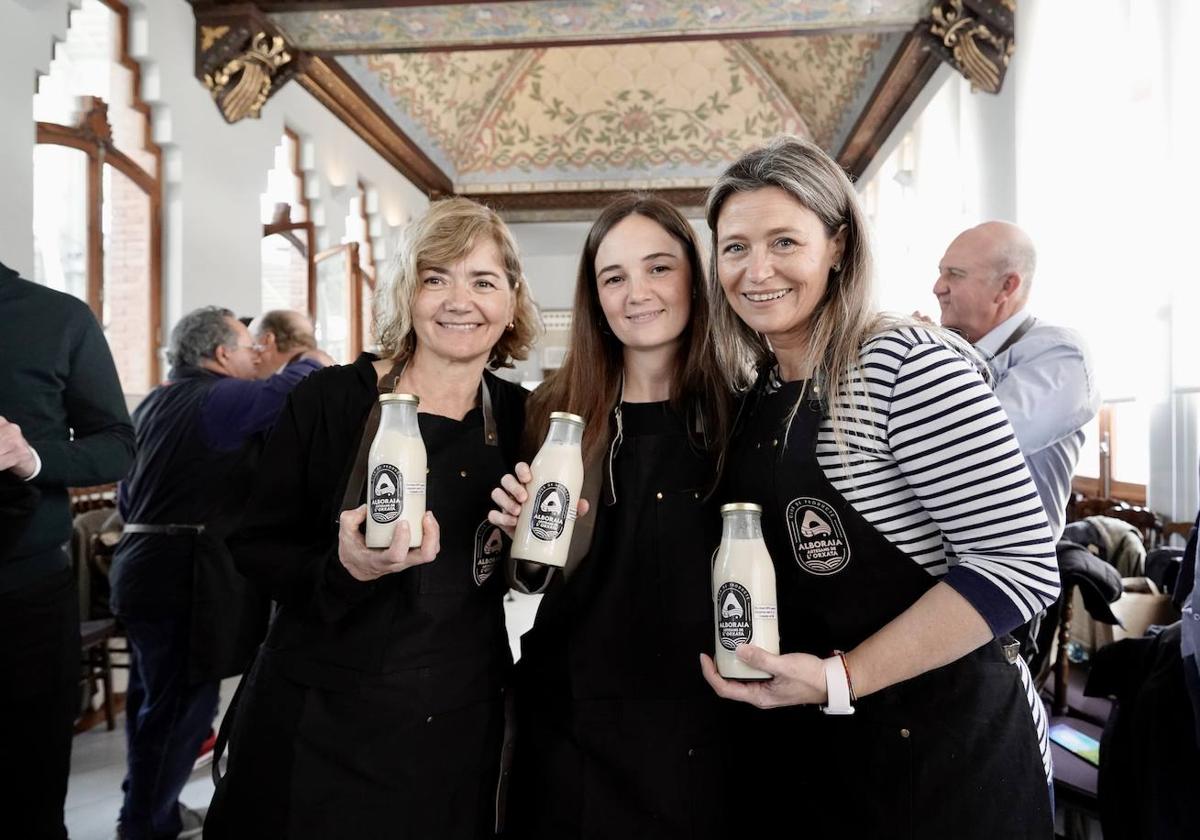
[473,519,504,586]
[369,464,402,524]
[530,482,570,541]
[786,497,850,575]
[716,582,753,651]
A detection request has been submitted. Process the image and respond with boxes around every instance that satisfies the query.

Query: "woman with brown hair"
[489,194,737,839]
[206,197,539,839]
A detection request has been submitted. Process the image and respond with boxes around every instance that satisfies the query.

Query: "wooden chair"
[69,484,126,732]
[68,483,119,515]
[79,618,117,731]
[1066,495,1164,548]
[1052,496,1165,715]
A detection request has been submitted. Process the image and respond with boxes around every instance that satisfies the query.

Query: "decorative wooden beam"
[921,0,1015,94]
[836,30,941,181]
[190,3,452,196]
[194,5,300,122]
[470,187,708,219]
[296,55,453,196]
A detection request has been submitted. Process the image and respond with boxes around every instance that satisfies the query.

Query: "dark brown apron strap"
[339,362,405,513]
[481,374,498,447]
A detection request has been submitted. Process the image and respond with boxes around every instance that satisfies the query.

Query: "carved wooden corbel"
[196,19,300,123]
[922,0,1015,94]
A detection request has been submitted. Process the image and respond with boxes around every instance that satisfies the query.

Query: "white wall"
[0,0,74,277]
[1,0,429,340]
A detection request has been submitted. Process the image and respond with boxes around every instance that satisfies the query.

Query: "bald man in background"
[250,310,320,378]
[925,221,1100,541]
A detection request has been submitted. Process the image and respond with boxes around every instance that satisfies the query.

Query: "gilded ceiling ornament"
[926,0,1015,94]
[200,25,230,52]
[203,32,293,123]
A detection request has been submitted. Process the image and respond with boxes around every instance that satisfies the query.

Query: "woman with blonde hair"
[699,137,1059,837]
[206,197,538,839]
[489,194,738,838]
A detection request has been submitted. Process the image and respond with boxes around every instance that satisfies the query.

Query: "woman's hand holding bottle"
[338,505,441,581]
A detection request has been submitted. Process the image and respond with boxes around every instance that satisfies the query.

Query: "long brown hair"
[526,194,737,468]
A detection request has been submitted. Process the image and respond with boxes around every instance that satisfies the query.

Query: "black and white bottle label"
[785,496,850,575]
[473,519,504,586]
[530,482,570,541]
[369,464,402,524]
[717,582,753,651]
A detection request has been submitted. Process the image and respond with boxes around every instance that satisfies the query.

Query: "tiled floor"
[64,592,542,840]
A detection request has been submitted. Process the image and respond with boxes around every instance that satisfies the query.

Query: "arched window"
[32,0,162,395]
[313,242,361,365]
[261,129,315,316]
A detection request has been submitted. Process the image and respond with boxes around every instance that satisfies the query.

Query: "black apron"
[208,381,513,840]
[506,402,725,840]
[721,375,1052,839]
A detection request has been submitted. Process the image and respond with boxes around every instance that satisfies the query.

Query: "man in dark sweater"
[109,306,329,840]
[0,260,137,840]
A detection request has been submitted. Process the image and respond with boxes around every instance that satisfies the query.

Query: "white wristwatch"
[820,655,855,715]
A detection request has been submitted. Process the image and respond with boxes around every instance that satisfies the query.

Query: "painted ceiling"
[257,0,928,197]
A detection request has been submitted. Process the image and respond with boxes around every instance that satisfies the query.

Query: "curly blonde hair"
[375,197,539,368]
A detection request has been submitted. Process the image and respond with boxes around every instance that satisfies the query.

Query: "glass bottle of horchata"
[366,393,427,549]
[509,411,585,567]
[713,503,780,680]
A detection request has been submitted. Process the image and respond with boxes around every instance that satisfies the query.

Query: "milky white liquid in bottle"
[509,412,585,567]
[365,393,427,549]
[713,503,780,680]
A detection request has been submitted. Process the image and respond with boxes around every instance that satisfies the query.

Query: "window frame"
[261,127,317,317]
[33,0,163,388]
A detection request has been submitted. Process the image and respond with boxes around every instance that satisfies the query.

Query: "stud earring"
[506,321,515,331]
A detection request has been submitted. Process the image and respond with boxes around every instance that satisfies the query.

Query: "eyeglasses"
[231,343,264,353]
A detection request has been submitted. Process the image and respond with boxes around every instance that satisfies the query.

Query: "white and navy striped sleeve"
[873,328,1060,636]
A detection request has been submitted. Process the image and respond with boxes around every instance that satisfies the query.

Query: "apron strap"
[993,315,1037,357]
[339,362,405,514]
[481,374,499,447]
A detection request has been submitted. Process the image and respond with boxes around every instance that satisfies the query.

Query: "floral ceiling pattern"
[339,33,902,194]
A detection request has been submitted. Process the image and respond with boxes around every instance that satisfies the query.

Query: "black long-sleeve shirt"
[0,262,135,592]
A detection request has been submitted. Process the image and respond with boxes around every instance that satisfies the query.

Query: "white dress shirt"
[977,309,1101,541]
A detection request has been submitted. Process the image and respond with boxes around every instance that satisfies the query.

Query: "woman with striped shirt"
[699,136,1057,838]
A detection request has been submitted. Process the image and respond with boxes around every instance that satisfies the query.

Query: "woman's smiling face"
[593,213,692,354]
[715,186,845,346]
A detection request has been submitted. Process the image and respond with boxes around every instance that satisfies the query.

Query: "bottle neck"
[721,511,763,540]
[380,401,421,435]
[544,418,583,447]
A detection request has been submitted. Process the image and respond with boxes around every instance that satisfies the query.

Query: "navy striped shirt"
[773,325,1059,778]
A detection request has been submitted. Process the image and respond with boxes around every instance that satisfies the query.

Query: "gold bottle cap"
[379,393,419,405]
[721,502,763,515]
[548,411,585,427]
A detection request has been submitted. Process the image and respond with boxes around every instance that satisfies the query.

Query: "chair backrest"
[1067,495,1164,550]
[69,483,118,516]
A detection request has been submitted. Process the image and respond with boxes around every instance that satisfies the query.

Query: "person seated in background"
[109,307,331,840]
[250,309,319,378]
[920,220,1100,542]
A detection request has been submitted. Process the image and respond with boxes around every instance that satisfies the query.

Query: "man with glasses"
[110,307,331,840]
